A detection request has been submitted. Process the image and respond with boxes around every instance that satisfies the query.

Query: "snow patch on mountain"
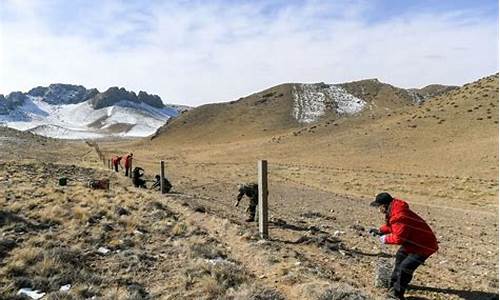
[292,83,366,123]
[29,124,106,139]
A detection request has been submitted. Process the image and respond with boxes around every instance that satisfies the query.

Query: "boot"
[245,217,255,222]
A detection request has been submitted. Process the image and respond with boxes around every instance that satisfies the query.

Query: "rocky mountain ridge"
[0,84,167,113]
[0,84,185,139]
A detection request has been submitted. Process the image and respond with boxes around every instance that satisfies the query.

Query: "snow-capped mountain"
[0,84,186,139]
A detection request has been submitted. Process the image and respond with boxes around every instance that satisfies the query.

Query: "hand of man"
[379,235,387,244]
[369,228,382,236]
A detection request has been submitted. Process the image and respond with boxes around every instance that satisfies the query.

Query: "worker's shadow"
[408,285,499,300]
[344,247,393,258]
[269,220,318,232]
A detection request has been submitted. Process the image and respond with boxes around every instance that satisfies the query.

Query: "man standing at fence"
[235,183,258,222]
[112,156,123,172]
[124,153,133,177]
[369,192,438,300]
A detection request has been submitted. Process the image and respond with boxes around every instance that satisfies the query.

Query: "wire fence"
[96,150,343,226]
[94,143,498,224]
[85,145,500,254]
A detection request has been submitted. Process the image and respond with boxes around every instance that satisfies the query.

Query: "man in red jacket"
[111,156,123,173]
[124,153,133,177]
[370,192,438,300]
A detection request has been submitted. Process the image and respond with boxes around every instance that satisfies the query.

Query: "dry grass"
[0,161,265,298]
[317,283,369,300]
[227,283,286,300]
[184,258,249,299]
[189,242,227,259]
[172,222,188,236]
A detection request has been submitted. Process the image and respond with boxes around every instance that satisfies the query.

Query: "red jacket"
[112,156,122,166]
[379,199,438,257]
[124,155,132,168]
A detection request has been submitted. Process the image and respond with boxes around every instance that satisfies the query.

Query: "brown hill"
[151,79,456,144]
[151,84,298,143]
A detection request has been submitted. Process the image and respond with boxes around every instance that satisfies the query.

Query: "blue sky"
[0,0,498,105]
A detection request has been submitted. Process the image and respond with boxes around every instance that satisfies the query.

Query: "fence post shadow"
[408,285,499,300]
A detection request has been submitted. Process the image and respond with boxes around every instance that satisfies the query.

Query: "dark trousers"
[248,198,258,220]
[114,164,118,172]
[133,178,146,188]
[391,247,427,296]
[125,167,130,177]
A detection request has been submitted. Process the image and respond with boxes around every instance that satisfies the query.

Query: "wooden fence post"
[129,158,133,178]
[258,160,269,239]
[160,160,166,194]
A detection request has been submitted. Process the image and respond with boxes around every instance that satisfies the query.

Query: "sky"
[0,0,498,106]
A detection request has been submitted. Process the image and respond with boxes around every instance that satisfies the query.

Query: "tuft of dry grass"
[72,206,90,223]
[189,242,226,260]
[227,283,286,300]
[172,222,188,236]
[3,245,99,295]
[184,258,248,298]
[317,283,369,300]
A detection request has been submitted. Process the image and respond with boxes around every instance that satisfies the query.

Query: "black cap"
[370,192,393,207]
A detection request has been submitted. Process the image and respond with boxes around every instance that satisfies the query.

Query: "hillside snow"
[292,83,366,123]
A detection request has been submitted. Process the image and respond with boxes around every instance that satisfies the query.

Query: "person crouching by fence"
[369,192,438,300]
[132,167,147,188]
[151,174,172,193]
[124,153,133,176]
[112,156,123,172]
[234,183,258,222]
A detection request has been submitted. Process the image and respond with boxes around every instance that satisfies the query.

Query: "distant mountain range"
[0,84,189,139]
[0,79,460,140]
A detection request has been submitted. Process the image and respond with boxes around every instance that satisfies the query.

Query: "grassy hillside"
[151,78,456,144]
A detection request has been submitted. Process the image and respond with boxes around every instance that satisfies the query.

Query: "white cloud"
[0,0,497,106]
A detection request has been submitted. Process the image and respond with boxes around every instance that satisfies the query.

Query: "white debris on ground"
[333,230,345,237]
[17,288,46,299]
[205,257,236,266]
[59,284,71,292]
[97,247,111,255]
[292,83,366,123]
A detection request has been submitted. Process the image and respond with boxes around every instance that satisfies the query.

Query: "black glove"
[368,228,382,236]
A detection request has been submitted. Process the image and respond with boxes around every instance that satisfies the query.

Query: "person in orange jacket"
[111,156,123,172]
[124,153,133,176]
[370,192,438,300]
